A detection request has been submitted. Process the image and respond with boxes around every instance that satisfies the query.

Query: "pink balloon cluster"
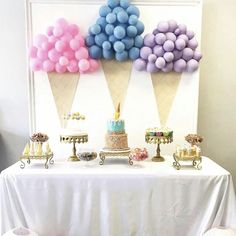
[29,18,99,73]
[134,20,202,73]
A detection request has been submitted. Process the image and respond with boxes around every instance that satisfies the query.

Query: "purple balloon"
[153,28,159,35]
[144,33,156,47]
[157,21,169,33]
[163,40,175,52]
[155,33,166,45]
[186,30,195,40]
[134,58,147,71]
[178,24,187,34]
[175,38,186,51]
[186,59,199,72]
[166,32,176,42]
[148,54,157,63]
[174,28,181,36]
[188,38,198,50]
[153,45,165,57]
[182,48,194,61]
[140,46,152,60]
[146,62,158,73]
[155,57,166,69]
[174,59,186,72]
[193,51,202,61]
[178,34,189,44]
[168,20,178,32]
[163,52,174,62]
[173,49,183,61]
[162,62,173,73]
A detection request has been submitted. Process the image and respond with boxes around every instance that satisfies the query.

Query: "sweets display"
[129,148,148,161]
[175,145,201,158]
[104,104,129,151]
[145,127,173,138]
[61,112,86,136]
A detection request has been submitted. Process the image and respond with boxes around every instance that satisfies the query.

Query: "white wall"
[0,0,235,190]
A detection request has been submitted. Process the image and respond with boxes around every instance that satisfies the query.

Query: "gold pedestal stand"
[20,153,54,169]
[99,149,133,165]
[60,134,88,161]
[145,136,173,162]
[173,153,202,170]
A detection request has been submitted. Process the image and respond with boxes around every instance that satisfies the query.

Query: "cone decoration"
[151,72,181,126]
[102,60,132,110]
[48,72,79,126]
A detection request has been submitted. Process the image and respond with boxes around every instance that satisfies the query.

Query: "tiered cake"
[104,104,129,151]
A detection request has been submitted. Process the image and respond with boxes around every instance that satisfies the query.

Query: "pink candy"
[129,148,148,161]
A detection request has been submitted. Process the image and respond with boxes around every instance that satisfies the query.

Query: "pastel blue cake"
[107,119,125,133]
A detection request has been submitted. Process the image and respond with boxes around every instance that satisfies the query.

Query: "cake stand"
[20,153,54,169]
[145,135,173,162]
[60,134,88,161]
[173,153,202,170]
[99,148,133,165]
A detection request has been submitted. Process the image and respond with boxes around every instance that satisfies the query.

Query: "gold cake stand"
[145,135,173,162]
[173,153,202,170]
[99,149,133,165]
[20,153,54,169]
[60,134,88,161]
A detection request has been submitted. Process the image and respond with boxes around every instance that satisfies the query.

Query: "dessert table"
[1,156,236,236]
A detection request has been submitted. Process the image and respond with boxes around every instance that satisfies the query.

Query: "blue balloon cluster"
[86,0,144,61]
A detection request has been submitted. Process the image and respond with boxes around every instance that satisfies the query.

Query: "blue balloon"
[109,35,117,43]
[95,33,108,46]
[85,35,95,47]
[99,5,112,17]
[120,0,130,9]
[106,13,116,24]
[129,47,140,60]
[114,26,126,39]
[117,11,129,23]
[108,0,120,9]
[114,41,125,53]
[90,24,101,35]
[134,35,143,48]
[105,24,114,35]
[122,37,134,50]
[115,51,128,61]
[126,5,140,17]
[135,21,145,35]
[112,7,124,14]
[128,15,138,25]
[89,45,102,59]
[102,41,112,50]
[96,17,107,29]
[103,49,114,59]
[127,25,138,37]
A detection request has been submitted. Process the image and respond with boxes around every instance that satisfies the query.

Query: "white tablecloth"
[1,156,236,236]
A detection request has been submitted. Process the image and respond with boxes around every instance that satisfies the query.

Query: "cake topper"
[114,103,120,120]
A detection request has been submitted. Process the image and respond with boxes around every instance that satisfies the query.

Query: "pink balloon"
[89,59,99,71]
[67,60,79,73]
[75,35,85,47]
[61,33,73,43]
[63,50,75,60]
[68,24,79,36]
[55,18,68,30]
[53,26,64,37]
[37,49,48,60]
[48,36,58,45]
[78,59,90,72]
[41,42,53,51]
[30,58,42,71]
[34,34,48,48]
[29,46,38,58]
[55,40,67,52]
[55,63,67,73]
[46,26,54,36]
[43,60,55,72]
[48,49,61,62]
[70,39,81,51]
[59,56,69,66]
[75,47,89,60]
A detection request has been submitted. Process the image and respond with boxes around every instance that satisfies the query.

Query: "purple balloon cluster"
[29,18,99,73]
[134,20,202,73]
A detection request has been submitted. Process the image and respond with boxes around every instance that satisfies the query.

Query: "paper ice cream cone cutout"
[151,72,181,126]
[47,72,79,127]
[102,60,132,111]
